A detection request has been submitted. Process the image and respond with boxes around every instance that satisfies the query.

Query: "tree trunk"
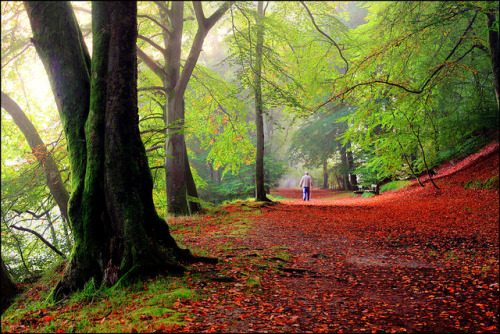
[160,1,230,215]
[185,144,201,214]
[339,143,351,191]
[164,2,189,216]
[486,6,499,112]
[254,1,270,202]
[1,258,17,314]
[1,92,70,224]
[9,224,66,259]
[346,141,357,188]
[25,1,213,300]
[46,211,59,249]
[322,159,329,189]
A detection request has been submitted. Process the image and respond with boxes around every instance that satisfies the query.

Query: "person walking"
[299,171,312,201]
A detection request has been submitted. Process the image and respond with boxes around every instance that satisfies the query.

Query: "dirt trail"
[175,141,498,333]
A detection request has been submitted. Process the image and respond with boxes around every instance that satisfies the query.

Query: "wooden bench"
[353,184,379,195]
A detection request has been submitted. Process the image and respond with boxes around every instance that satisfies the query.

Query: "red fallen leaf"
[42,316,53,322]
[56,330,65,333]
[482,325,497,331]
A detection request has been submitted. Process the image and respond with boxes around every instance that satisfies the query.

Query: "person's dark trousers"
[303,187,310,201]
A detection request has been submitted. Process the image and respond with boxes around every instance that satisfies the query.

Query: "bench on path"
[353,184,379,195]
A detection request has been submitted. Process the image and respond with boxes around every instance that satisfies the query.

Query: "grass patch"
[361,192,376,198]
[462,175,499,190]
[380,180,413,192]
[1,265,201,334]
[268,194,285,201]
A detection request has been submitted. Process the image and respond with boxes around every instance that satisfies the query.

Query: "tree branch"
[138,35,167,57]
[299,1,349,74]
[177,1,230,95]
[152,1,169,15]
[136,46,169,82]
[138,86,168,95]
[1,92,70,223]
[138,14,170,34]
[146,145,163,152]
[11,208,52,219]
[10,225,67,259]
[317,11,481,112]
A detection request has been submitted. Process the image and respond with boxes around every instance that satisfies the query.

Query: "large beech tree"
[24,1,212,299]
[136,1,230,215]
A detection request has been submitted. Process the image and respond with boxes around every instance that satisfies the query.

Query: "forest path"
[2,143,497,333]
[176,141,498,333]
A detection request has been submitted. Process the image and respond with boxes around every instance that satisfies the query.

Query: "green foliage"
[340,1,498,183]
[432,134,492,167]
[193,157,254,204]
[288,107,350,168]
[185,65,255,178]
[192,152,286,205]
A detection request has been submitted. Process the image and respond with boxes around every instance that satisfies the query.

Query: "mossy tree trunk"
[1,257,17,314]
[25,1,211,300]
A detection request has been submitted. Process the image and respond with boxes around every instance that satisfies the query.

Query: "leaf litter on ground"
[1,141,498,333]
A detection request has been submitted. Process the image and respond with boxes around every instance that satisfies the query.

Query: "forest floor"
[2,141,499,333]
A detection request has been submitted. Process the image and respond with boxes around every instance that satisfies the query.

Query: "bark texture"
[339,143,351,191]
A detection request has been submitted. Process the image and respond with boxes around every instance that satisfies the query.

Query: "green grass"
[379,180,413,192]
[1,262,203,333]
[462,175,499,190]
[268,194,284,201]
